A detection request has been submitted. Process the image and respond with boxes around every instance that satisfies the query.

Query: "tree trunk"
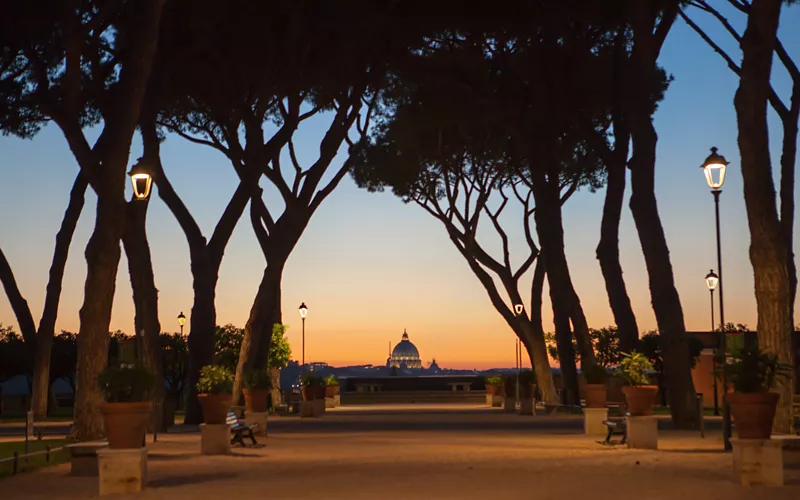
[73,194,125,441]
[734,0,795,433]
[30,172,88,420]
[184,267,217,425]
[532,173,595,369]
[0,250,37,344]
[232,264,283,405]
[123,197,164,432]
[551,300,579,406]
[779,112,797,329]
[628,0,697,429]
[528,256,559,404]
[596,131,639,352]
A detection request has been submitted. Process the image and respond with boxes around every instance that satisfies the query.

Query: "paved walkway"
[3,404,799,499]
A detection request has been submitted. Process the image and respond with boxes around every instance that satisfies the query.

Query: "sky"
[1,5,799,370]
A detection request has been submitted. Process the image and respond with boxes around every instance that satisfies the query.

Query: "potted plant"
[243,368,272,413]
[98,364,156,449]
[617,351,657,416]
[325,375,340,398]
[720,346,791,439]
[582,363,608,408]
[518,369,537,400]
[485,375,503,396]
[300,373,324,401]
[196,365,233,424]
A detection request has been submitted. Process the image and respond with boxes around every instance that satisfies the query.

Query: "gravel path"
[4,404,798,499]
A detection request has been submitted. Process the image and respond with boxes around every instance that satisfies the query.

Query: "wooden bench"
[65,441,108,476]
[226,411,258,447]
[601,415,629,445]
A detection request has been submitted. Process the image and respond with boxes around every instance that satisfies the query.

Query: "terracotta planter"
[101,402,152,449]
[584,384,608,409]
[727,392,779,439]
[486,384,500,396]
[243,388,270,413]
[198,393,232,424]
[301,386,317,401]
[622,386,658,416]
[315,386,327,400]
[325,386,340,398]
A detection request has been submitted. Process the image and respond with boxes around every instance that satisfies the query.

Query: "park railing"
[0,445,66,476]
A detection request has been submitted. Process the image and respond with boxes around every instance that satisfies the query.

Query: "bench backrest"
[226,411,238,425]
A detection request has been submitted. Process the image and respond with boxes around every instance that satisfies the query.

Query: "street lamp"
[177,311,186,336]
[700,146,731,450]
[514,304,524,405]
[298,303,308,373]
[128,158,153,201]
[705,270,719,416]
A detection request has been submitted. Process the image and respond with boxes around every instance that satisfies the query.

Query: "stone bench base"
[583,408,608,436]
[97,447,147,496]
[325,397,336,409]
[65,441,108,477]
[300,401,317,418]
[200,423,231,455]
[244,412,268,436]
[503,397,516,413]
[627,416,657,450]
[732,438,783,486]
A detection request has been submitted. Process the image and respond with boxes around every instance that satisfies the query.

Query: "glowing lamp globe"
[700,147,729,190]
[177,311,186,327]
[705,270,719,291]
[298,302,308,319]
[514,304,524,315]
[128,159,153,200]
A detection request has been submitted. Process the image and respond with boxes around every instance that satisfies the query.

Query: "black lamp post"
[705,270,719,416]
[298,303,308,373]
[514,304,524,405]
[177,311,186,336]
[700,146,731,450]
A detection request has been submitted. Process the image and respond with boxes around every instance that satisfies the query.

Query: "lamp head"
[298,302,308,319]
[177,311,186,327]
[514,304,524,315]
[128,158,153,200]
[705,270,719,291]
[700,147,729,190]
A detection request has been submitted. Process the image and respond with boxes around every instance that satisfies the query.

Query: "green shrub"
[583,363,608,384]
[485,375,503,386]
[616,351,653,386]
[98,364,156,403]
[719,346,792,393]
[325,375,340,387]
[301,373,325,387]
[245,368,273,390]
[518,369,537,385]
[196,365,233,394]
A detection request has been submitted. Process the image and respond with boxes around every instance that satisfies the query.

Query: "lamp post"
[298,303,308,373]
[700,146,731,450]
[514,304,524,406]
[128,158,153,201]
[705,270,719,416]
[177,311,186,336]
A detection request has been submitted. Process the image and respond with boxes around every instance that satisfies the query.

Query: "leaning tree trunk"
[31,172,88,419]
[123,197,164,432]
[232,264,284,405]
[779,111,797,329]
[596,126,639,353]
[734,0,795,433]
[551,300,579,406]
[533,173,596,369]
[524,256,558,404]
[73,193,125,441]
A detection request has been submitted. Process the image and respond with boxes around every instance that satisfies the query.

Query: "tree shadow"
[148,472,238,488]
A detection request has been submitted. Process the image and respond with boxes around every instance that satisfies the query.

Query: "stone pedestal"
[326,397,336,409]
[66,441,107,476]
[313,399,325,416]
[519,399,534,415]
[300,401,316,418]
[503,396,516,413]
[732,438,784,486]
[200,424,231,455]
[244,412,268,436]
[626,416,657,450]
[97,447,147,496]
[334,395,341,406]
[583,408,608,436]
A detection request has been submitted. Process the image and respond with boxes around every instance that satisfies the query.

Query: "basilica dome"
[388,329,422,369]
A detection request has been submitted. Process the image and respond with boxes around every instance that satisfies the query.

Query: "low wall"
[341,391,486,405]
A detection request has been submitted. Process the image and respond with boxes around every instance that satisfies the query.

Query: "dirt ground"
[3,404,798,499]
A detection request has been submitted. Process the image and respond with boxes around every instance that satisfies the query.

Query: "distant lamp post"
[298,303,308,373]
[705,270,719,416]
[514,304,524,316]
[128,158,153,201]
[177,311,186,336]
[700,146,731,450]
[513,304,524,405]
